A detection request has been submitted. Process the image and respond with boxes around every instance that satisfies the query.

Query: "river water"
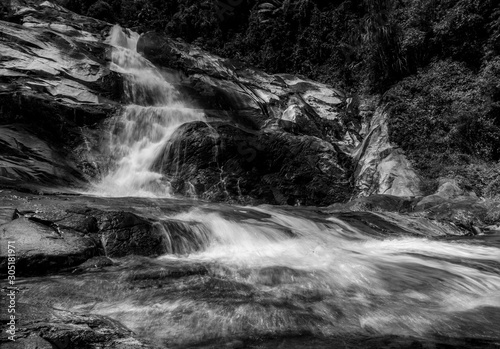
[70,26,500,348]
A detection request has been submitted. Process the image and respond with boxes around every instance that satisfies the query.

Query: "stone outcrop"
[0,203,185,276]
[153,121,351,206]
[0,1,120,187]
[353,106,422,197]
[0,306,152,349]
[137,32,350,138]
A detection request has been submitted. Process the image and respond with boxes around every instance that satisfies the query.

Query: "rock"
[97,211,167,258]
[0,334,53,349]
[353,107,421,197]
[416,178,466,209]
[137,31,347,142]
[0,199,216,275]
[153,121,352,206]
[414,196,491,233]
[328,194,420,213]
[76,255,114,270]
[0,304,152,348]
[0,125,86,186]
[334,210,460,238]
[0,1,121,187]
[0,217,99,276]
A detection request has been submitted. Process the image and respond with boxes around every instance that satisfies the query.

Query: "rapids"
[21,198,500,348]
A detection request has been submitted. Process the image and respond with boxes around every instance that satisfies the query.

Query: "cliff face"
[0,1,119,187]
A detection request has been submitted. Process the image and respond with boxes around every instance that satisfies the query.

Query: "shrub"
[386,60,500,195]
[87,1,114,22]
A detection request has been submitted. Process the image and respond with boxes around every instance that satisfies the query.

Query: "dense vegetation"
[54,0,500,196]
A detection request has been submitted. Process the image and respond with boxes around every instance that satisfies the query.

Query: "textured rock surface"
[0,125,86,186]
[0,304,152,348]
[0,217,98,276]
[353,106,421,197]
[0,1,120,187]
[138,32,361,205]
[138,32,349,137]
[154,121,351,206]
[0,197,185,276]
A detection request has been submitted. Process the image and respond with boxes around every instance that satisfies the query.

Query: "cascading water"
[90,25,204,197]
[35,200,500,348]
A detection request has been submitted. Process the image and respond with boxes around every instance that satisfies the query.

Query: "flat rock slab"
[0,217,98,276]
[0,301,152,348]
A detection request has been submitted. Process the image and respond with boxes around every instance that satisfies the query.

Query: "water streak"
[90,25,204,197]
[71,207,499,346]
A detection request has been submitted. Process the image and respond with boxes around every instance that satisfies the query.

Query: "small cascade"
[154,219,212,255]
[76,206,500,347]
[90,25,204,197]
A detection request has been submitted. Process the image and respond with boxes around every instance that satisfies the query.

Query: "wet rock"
[416,178,466,209]
[1,199,215,274]
[137,32,347,142]
[0,303,152,349]
[154,121,352,206]
[328,194,420,213]
[0,125,86,187]
[415,197,492,233]
[0,1,121,187]
[96,211,166,258]
[0,217,99,276]
[334,211,460,238]
[1,334,53,349]
[158,219,211,255]
[327,189,497,236]
[353,107,421,197]
[76,255,114,270]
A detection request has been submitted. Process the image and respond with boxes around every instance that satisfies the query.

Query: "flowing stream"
[70,25,500,348]
[28,200,500,348]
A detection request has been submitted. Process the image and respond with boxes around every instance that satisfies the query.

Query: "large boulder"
[153,121,352,206]
[96,211,166,258]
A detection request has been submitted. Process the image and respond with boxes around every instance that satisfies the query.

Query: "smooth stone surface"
[0,217,98,276]
[353,107,422,197]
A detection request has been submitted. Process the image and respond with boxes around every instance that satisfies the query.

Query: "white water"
[161,211,499,341]
[62,206,499,346]
[90,25,204,197]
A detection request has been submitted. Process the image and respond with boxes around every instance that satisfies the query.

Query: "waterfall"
[90,25,204,197]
